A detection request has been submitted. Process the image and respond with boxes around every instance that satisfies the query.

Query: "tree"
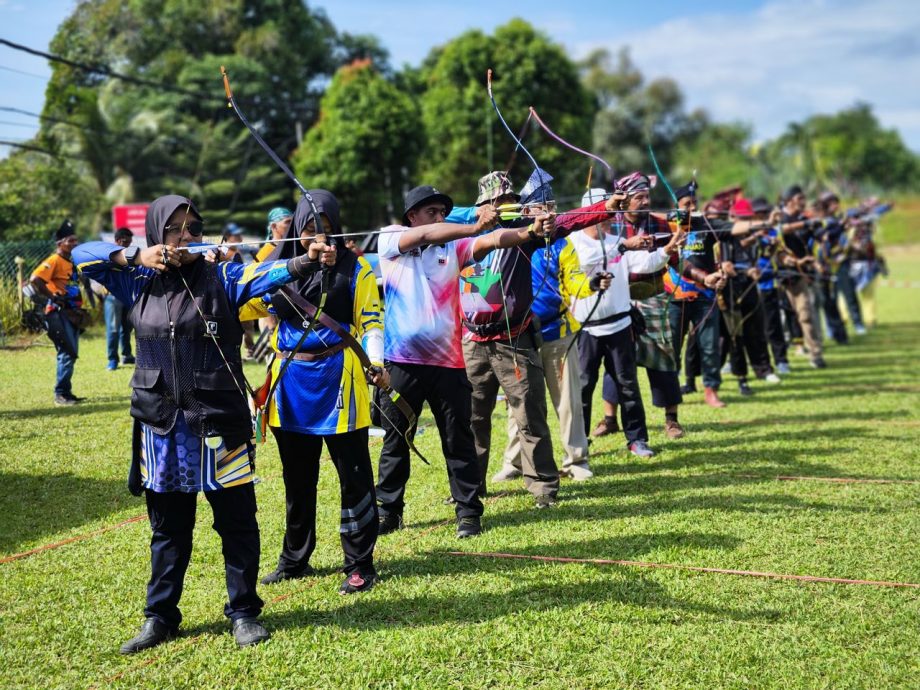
[761,103,919,195]
[0,152,98,241]
[581,48,707,201]
[416,19,596,203]
[292,60,422,230]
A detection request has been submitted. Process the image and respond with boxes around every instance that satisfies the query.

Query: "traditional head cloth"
[144,195,201,246]
[518,167,554,205]
[269,190,344,263]
[782,184,804,202]
[674,180,699,201]
[581,187,609,206]
[731,198,755,218]
[476,171,519,206]
[266,206,293,237]
[54,220,75,242]
[615,172,654,196]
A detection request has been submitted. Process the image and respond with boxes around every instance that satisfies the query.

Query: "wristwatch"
[124,245,139,266]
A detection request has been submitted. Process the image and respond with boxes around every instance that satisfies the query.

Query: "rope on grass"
[443,551,920,589]
[738,474,920,485]
[0,514,146,565]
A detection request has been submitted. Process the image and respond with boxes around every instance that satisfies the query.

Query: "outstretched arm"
[398,207,499,253]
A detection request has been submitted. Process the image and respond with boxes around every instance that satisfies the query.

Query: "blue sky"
[0,0,917,159]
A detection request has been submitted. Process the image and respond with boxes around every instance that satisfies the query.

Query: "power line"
[0,106,101,133]
[0,63,51,80]
[0,120,39,129]
[0,37,223,102]
[0,139,84,159]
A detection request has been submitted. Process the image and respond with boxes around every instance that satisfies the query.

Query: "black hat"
[674,180,698,201]
[402,185,453,226]
[55,219,75,242]
[782,184,804,202]
[751,196,772,215]
[114,227,133,242]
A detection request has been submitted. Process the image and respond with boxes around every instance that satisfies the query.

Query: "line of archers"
[3,474,917,567]
[443,551,920,589]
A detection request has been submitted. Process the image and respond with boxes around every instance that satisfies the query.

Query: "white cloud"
[573,0,920,151]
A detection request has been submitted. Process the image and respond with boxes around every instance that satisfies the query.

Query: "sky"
[0,0,918,160]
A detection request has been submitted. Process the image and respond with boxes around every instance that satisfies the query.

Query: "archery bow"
[486,69,552,376]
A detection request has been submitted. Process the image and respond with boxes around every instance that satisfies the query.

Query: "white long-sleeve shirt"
[568,231,670,337]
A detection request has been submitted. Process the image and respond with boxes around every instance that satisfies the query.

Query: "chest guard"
[128,261,250,448]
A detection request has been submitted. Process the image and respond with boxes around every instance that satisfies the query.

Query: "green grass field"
[1,249,919,689]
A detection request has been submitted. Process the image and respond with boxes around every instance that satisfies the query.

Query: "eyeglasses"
[164,220,204,237]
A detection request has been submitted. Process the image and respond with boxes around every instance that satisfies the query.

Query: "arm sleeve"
[445,205,477,224]
[72,241,152,306]
[238,294,271,322]
[623,247,669,273]
[555,200,611,236]
[220,259,294,308]
[454,237,477,269]
[353,256,384,365]
[558,240,587,302]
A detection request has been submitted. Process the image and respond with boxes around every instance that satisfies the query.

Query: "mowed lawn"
[1,248,919,689]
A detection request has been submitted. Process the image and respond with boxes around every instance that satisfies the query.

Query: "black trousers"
[144,484,262,630]
[819,278,848,344]
[271,427,377,577]
[724,278,774,379]
[602,365,681,408]
[836,260,864,328]
[580,328,648,445]
[376,362,483,520]
[759,289,789,366]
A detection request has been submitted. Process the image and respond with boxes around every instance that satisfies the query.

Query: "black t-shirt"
[679,216,733,274]
[780,211,811,258]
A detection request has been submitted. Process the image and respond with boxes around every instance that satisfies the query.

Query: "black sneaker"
[811,358,827,369]
[119,618,177,655]
[534,494,557,510]
[260,563,316,586]
[122,355,136,365]
[63,393,86,403]
[738,380,754,396]
[232,617,270,647]
[377,513,403,536]
[456,516,482,538]
[339,570,377,594]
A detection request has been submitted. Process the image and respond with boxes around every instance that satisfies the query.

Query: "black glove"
[588,272,612,292]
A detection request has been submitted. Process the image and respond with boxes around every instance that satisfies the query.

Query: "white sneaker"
[491,466,522,482]
[764,373,781,384]
[777,362,792,375]
[566,463,594,481]
[854,325,867,336]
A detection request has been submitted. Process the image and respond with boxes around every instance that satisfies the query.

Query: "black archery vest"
[128,260,251,448]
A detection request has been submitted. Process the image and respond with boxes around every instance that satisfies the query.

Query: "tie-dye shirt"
[378,226,476,369]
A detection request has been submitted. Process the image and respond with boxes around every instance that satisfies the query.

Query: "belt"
[280,341,347,362]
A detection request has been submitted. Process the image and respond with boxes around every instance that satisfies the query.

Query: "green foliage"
[760,103,920,196]
[418,19,596,202]
[0,152,99,241]
[293,60,422,229]
[582,48,707,199]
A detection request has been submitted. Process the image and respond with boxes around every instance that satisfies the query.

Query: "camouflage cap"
[475,171,520,206]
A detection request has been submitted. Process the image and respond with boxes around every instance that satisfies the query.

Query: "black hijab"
[268,190,356,312]
[145,194,202,246]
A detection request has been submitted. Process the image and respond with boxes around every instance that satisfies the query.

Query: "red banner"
[111,204,150,236]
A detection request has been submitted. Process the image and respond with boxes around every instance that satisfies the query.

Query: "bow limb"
[530,106,613,174]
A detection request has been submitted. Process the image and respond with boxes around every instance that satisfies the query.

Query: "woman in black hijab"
[74,194,326,653]
[244,190,387,595]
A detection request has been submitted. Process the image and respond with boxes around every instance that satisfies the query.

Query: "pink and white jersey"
[378,226,476,369]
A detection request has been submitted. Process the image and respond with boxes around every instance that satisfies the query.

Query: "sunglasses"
[164,220,205,237]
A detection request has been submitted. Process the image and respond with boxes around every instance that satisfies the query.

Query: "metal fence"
[0,240,55,282]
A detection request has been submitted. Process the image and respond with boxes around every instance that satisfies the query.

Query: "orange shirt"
[31,252,82,309]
